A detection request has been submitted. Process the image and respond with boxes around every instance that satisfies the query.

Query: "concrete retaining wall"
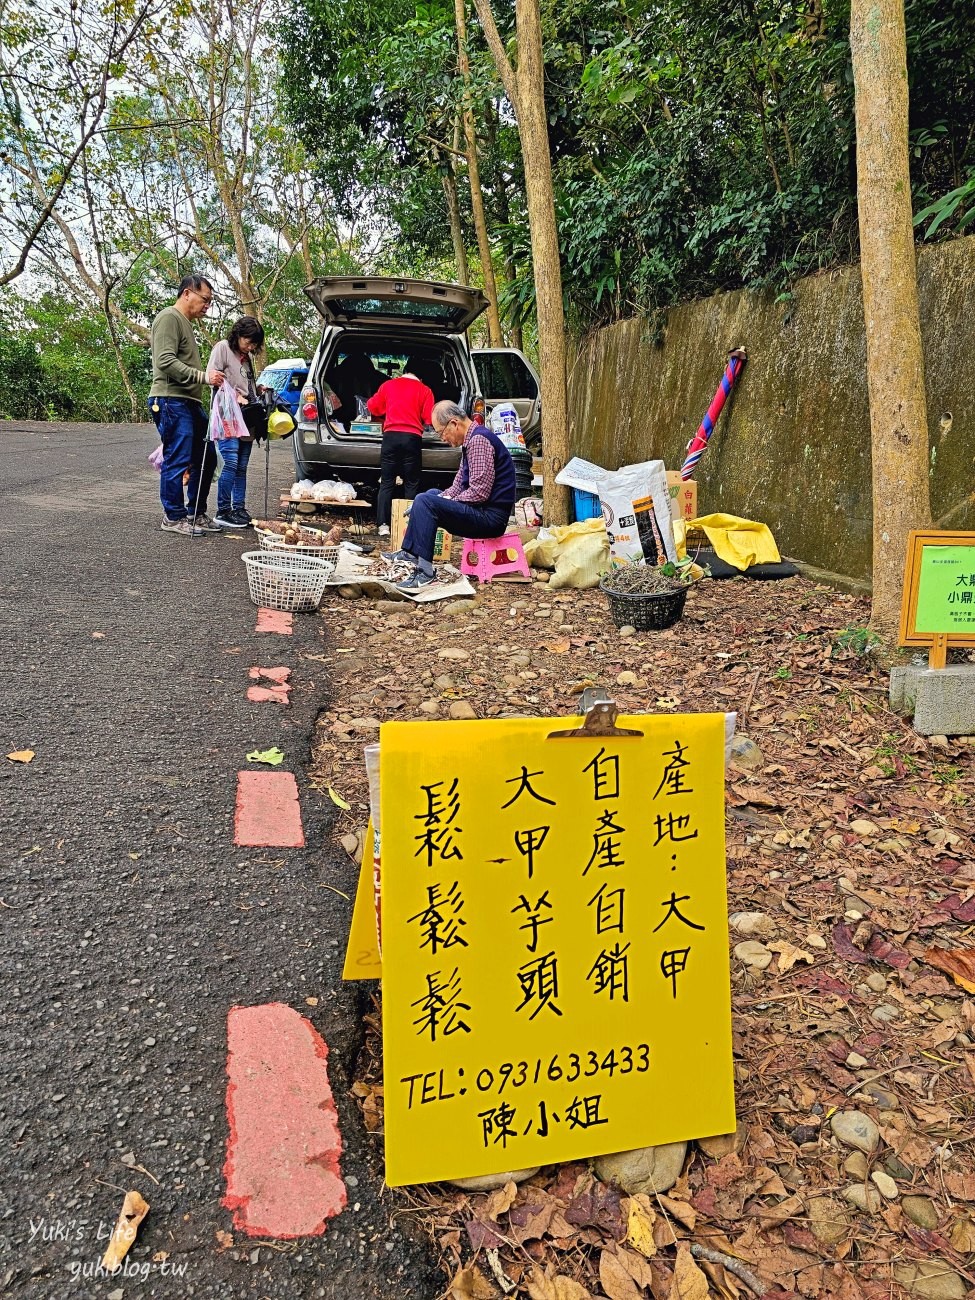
[567,237,975,584]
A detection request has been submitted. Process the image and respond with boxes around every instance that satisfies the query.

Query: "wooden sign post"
[898,531,975,669]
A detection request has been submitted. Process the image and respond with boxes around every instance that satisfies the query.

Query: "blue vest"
[459,424,517,514]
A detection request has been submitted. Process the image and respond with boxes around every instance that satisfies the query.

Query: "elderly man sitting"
[388,399,516,590]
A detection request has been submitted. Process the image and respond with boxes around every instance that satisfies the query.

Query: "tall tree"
[474,0,570,523]
[850,0,931,633]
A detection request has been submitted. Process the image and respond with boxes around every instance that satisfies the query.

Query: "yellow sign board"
[342,820,383,980]
[380,713,735,1187]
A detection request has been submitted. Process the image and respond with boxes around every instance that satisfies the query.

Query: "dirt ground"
[309,534,975,1300]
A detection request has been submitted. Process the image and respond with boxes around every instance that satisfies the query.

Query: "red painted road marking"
[234,772,305,847]
[246,685,291,704]
[248,666,291,684]
[255,608,293,634]
[222,1003,346,1238]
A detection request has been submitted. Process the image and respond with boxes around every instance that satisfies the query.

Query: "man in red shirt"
[367,362,435,537]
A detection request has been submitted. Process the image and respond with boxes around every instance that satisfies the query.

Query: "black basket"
[599,577,689,631]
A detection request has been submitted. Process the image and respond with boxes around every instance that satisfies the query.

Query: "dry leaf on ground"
[671,1244,710,1300]
[923,947,975,993]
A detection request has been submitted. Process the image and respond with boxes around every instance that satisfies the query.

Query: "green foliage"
[834,625,882,656]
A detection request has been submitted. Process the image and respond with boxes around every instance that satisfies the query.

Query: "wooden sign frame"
[898,530,975,669]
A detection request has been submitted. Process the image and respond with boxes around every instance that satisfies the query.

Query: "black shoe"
[214,511,246,530]
[383,548,416,563]
[397,566,437,591]
[231,508,253,527]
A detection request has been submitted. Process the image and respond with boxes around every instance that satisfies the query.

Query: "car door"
[471,348,542,448]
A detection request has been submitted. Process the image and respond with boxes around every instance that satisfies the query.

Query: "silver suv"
[293,276,541,487]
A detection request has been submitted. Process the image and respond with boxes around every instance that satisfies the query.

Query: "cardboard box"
[666,472,698,523]
[391,498,451,563]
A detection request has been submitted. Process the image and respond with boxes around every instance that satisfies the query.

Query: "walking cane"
[264,436,270,519]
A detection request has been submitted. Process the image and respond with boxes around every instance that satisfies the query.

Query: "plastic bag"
[525,518,610,589]
[490,402,526,450]
[311,479,356,503]
[598,459,676,567]
[515,496,543,528]
[148,444,164,472]
[209,379,249,441]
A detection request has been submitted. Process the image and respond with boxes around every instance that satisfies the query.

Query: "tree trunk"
[443,145,470,285]
[850,0,931,634]
[454,0,503,344]
[514,0,569,523]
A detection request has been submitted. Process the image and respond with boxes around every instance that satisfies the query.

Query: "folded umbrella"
[680,348,747,481]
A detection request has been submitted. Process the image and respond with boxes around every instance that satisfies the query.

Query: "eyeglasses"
[436,417,457,435]
[189,288,213,308]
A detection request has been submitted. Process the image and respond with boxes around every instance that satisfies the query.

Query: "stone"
[448,701,477,720]
[510,653,532,668]
[444,601,476,616]
[850,818,880,836]
[861,1083,898,1110]
[337,584,362,599]
[865,972,888,993]
[349,717,381,732]
[734,940,772,970]
[806,933,828,950]
[830,1109,880,1154]
[450,1168,540,1192]
[618,625,636,637]
[617,670,638,686]
[846,1052,869,1069]
[593,1141,687,1195]
[913,665,975,737]
[903,1196,940,1230]
[884,1155,913,1180]
[871,1170,899,1200]
[730,911,775,939]
[419,700,440,715]
[696,1124,745,1159]
[729,735,764,770]
[843,1183,883,1214]
[843,1151,869,1179]
[872,1003,900,1024]
[434,674,456,689]
[808,1196,850,1244]
[370,599,411,614]
[892,1260,968,1300]
[438,648,471,661]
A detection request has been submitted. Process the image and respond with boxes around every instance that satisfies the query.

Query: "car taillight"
[300,385,318,422]
[472,396,486,422]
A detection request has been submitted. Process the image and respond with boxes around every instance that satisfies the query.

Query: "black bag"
[242,400,269,443]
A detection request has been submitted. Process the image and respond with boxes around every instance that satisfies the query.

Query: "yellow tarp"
[675,513,781,570]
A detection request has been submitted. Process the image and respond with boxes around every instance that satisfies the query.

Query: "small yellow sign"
[380,713,735,1187]
[342,821,383,980]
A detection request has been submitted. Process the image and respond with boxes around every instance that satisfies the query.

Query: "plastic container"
[241,550,335,613]
[599,577,689,631]
[573,488,603,521]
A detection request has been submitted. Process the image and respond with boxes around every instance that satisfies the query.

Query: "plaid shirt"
[442,426,495,504]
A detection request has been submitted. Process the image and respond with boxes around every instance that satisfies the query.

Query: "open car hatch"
[304,276,489,331]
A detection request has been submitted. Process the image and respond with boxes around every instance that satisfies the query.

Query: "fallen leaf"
[769,939,814,972]
[951,1217,975,1252]
[542,639,571,653]
[625,1195,657,1258]
[304,996,319,1007]
[92,631,106,638]
[923,947,975,994]
[6,750,34,763]
[246,746,285,766]
[832,923,872,965]
[215,1229,233,1250]
[483,1181,518,1221]
[448,1264,498,1300]
[672,1244,709,1300]
[944,1173,975,1201]
[525,1265,593,1300]
[101,1190,149,1270]
[328,786,351,810]
[599,1249,643,1300]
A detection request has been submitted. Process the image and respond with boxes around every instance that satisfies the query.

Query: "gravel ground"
[0,422,442,1299]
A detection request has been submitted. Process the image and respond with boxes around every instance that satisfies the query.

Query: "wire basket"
[254,521,339,566]
[241,550,335,613]
[599,577,690,631]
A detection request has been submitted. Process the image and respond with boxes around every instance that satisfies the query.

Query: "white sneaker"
[377,524,391,537]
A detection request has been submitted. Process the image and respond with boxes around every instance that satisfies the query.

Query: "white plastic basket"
[241,550,335,613]
[254,522,339,566]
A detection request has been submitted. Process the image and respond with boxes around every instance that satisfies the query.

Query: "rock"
[850,819,880,836]
[861,1083,898,1110]
[806,933,828,950]
[871,1170,899,1199]
[510,653,532,668]
[337,584,362,599]
[419,700,440,715]
[885,1155,913,1180]
[871,1003,900,1023]
[349,717,382,732]
[892,1260,968,1299]
[618,625,636,637]
[448,701,477,720]
[617,671,638,686]
[734,940,772,970]
[370,599,410,613]
[730,911,775,939]
[865,971,888,993]
[593,1142,687,1195]
[434,674,456,689]
[843,1151,869,1179]
[730,734,764,770]
[449,1168,540,1192]
[808,1196,850,1244]
[696,1124,745,1159]
[903,1196,940,1229]
[438,648,471,661]
[830,1109,880,1154]
[444,600,476,616]
[843,1183,883,1214]
[846,1052,869,1069]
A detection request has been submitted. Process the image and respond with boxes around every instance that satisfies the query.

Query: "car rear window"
[331,298,473,327]
[474,352,539,399]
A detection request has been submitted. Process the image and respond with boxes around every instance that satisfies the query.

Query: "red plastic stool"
[460,532,531,583]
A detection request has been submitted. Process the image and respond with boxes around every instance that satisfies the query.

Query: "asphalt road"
[0,423,441,1298]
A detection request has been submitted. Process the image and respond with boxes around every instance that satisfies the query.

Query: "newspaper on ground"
[326,548,476,603]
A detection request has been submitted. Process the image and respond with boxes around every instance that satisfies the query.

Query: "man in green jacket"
[148,275,226,535]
